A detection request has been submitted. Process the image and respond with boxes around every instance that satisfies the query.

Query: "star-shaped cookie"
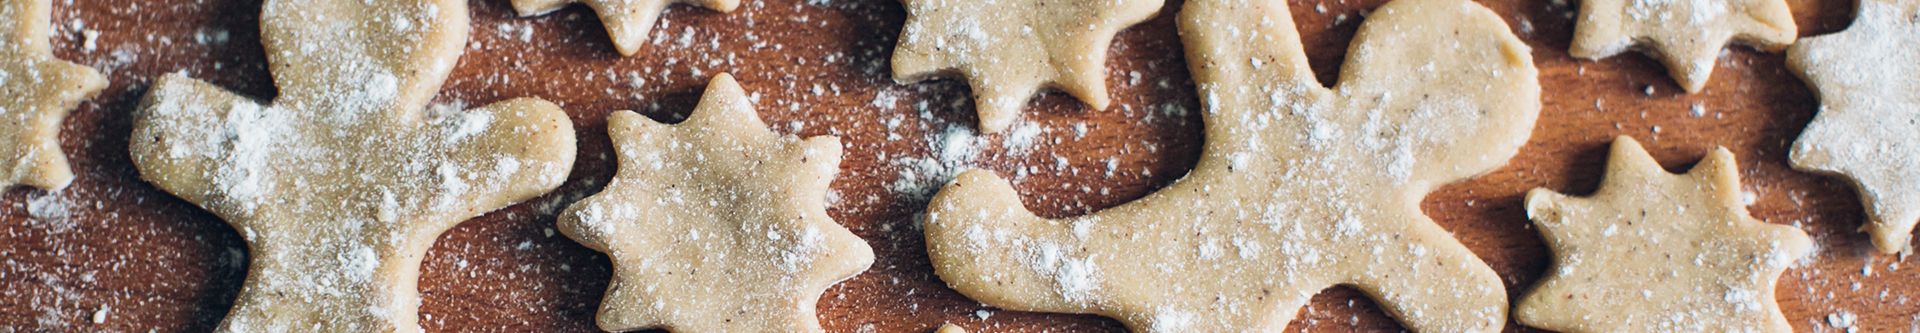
[891,0,1163,133]
[557,73,874,332]
[0,0,107,191]
[1570,0,1796,92]
[511,0,740,56]
[128,0,577,331]
[1518,136,1812,332]
[1788,0,1920,254]
[922,0,1540,330]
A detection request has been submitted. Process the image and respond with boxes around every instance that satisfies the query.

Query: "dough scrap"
[1787,0,1920,254]
[891,0,1163,133]
[0,0,107,191]
[1518,136,1812,332]
[935,323,966,333]
[922,0,1539,331]
[557,73,874,332]
[511,0,740,56]
[127,0,578,331]
[1570,0,1796,92]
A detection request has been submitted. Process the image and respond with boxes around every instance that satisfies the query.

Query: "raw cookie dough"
[935,323,966,333]
[1518,136,1811,332]
[1570,0,1796,92]
[891,0,1163,133]
[922,0,1539,331]
[557,74,874,332]
[127,0,578,331]
[1787,0,1920,254]
[0,0,107,191]
[511,0,740,56]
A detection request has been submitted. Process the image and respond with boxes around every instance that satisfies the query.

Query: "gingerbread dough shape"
[128,0,577,331]
[557,74,873,332]
[891,0,1163,133]
[1788,0,1920,254]
[1571,0,1796,92]
[923,0,1539,330]
[512,0,740,56]
[1518,136,1812,332]
[0,0,106,191]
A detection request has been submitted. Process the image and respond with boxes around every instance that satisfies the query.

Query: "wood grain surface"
[0,0,1901,331]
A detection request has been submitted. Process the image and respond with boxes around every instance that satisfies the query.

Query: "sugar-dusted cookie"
[1570,0,1795,92]
[891,0,1163,133]
[936,323,966,333]
[127,0,577,331]
[557,73,873,332]
[1788,0,1920,254]
[0,0,106,191]
[511,0,740,56]
[922,0,1540,330]
[1518,136,1812,332]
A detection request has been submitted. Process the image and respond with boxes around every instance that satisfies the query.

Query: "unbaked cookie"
[1788,0,1920,254]
[1570,0,1796,92]
[557,73,873,332]
[1519,136,1811,332]
[891,0,1163,133]
[511,0,740,56]
[0,0,107,191]
[921,0,1540,330]
[127,0,577,331]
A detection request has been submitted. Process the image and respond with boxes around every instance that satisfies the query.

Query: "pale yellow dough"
[923,0,1539,331]
[935,323,966,333]
[1788,0,1920,254]
[557,74,874,332]
[127,0,577,331]
[0,0,106,191]
[512,0,740,56]
[1570,0,1796,92]
[891,0,1164,133]
[1519,136,1811,332]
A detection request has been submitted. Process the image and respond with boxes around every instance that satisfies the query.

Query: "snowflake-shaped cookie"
[891,0,1164,133]
[0,0,106,191]
[512,0,740,56]
[557,73,874,332]
[1518,136,1811,332]
[1570,0,1796,92]
[921,0,1540,331]
[1788,0,1920,254]
[128,0,577,331]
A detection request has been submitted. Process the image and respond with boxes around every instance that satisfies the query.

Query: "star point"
[1571,0,1796,92]
[0,0,107,191]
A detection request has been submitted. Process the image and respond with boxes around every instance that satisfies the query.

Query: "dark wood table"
[0,0,1894,331]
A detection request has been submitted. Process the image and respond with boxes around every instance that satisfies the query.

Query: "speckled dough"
[1518,136,1812,332]
[1570,0,1795,92]
[1788,0,1920,254]
[557,73,874,332]
[922,0,1539,331]
[126,0,578,331]
[0,0,107,191]
[891,0,1164,133]
[511,0,740,56]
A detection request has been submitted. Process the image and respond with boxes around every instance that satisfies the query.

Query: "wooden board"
[0,0,1901,331]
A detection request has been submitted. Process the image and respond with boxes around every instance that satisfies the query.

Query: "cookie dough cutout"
[891,0,1163,133]
[1519,136,1811,332]
[511,0,740,56]
[1788,0,1920,254]
[923,0,1539,331]
[1570,0,1795,92]
[557,73,874,332]
[0,0,107,191]
[127,0,577,331]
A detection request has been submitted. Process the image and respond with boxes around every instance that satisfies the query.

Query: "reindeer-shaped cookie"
[128,0,577,331]
[0,0,106,191]
[923,0,1539,331]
